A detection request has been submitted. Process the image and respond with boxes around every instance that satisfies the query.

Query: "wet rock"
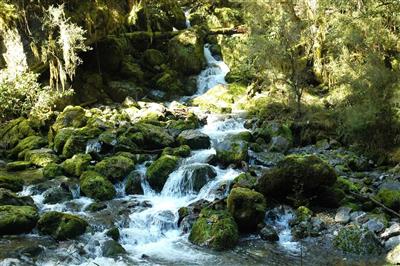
[227,187,267,232]
[0,188,35,207]
[256,154,337,199]
[177,130,210,150]
[85,202,107,212]
[6,161,32,171]
[335,207,352,224]
[106,227,120,241]
[95,155,135,183]
[0,205,39,235]
[62,153,92,177]
[364,218,385,233]
[215,139,248,167]
[156,210,176,231]
[0,160,5,168]
[269,136,290,153]
[43,163,64,179]
[162,145,191,158]
[385,236,400,250]
[125,171,143,195]
[189,208,239,250]
[146,155,179,192]
[260,225,279,241]
[102,240,126,257]
[381,223,400,240]
[182,164,217,192]
[128,123,174,149]
[80,171,116,201]
[43,185,73,204]
[387,244,400,265]
[232,173,257,189]
[24,148,59,167]
[37,211,88,240]
[333,225,382,255]
[19,245,44,257]
[10,136,47,159]
[0,175,23,192]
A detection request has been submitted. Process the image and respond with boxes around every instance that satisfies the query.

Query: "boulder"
[95,155,135,183]
[102,240,126,257]
[106,227,120,241]
[43,186,73,204]
[146,155,179,192]
[189,208,239,250]
[125,171,143,195]
[260,225,279,241]
[0,188,35,207]
[62,153,92,177]
[0,175,24,192]
[24,148,59,167]
[168,29,205,75]
[6,161,32,171]
[142,49,166,68]
[106,81,143,103]
[37,211,88,240]
[232,173,258,189]
[162,145,191,158]
[10,136,47,159]
[333,225,382,255]
[177,130,210,150]
[376,186,400,212]
[227,187,267,232]
[215,139,248,166]
[181,164,217,192]
[43,163,64,179]
[0,205,39,235]
[80,171,116,201]
[256,154,337,199]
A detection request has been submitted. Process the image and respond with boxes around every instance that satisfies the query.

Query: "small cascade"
[85,139,102,154]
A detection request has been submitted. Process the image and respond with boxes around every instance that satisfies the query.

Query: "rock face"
[177,130,210,150]
[0,205,39,235]
[95,155,135,183]
[146,155,179,192]
[189,208,239,251]
[37,211,88,240]
[168,29,205,75]
[80,171,116,201]
[227,187,267,232]
[256,154,337,199]
[215,139,248,166]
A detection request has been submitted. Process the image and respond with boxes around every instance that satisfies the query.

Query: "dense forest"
[1,0,400,265]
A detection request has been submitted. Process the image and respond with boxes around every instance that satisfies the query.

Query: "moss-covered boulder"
[232,173,258,189]
[168,29,205,75]
[106,81,144,103]
[6,161,32,171]
[0,188,35,207]
[51,106,87,134]
[62,153,92,177]
[0,118,37,150]
[37,211,88,240]
[0,205,39,235]
[102,240,126,257]
[227,187,267,232]
[189,208,239,250]
[333,225,382,255]
[128,123,174,149]
[215,139,248,166]
[43,163,64,179]
[94,155,135,183]
[162,145,191,158]
[10,136,47,159]
[0,175,23,192]
[256,154,337,199]
[376,187,400,212]
[155,69,185,96]
[24,149,59,167]
[142,49,166,68]
[80,171,116,201]
[125,171,143,195]
[52,128,76,153]
[177,130,210,150]
[146,155,179,192]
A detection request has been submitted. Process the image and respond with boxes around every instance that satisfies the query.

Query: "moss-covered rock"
[128,123,174,149]
[43,163,64,179]
[62,153,92,177]
[6,161,32,171]
[142,49,166,68]
[52,128,76,153]
[24,149,59,167]
[0,188,35,207]
[125,171,143,195]
[80,171,116,201]
[120,56,144,82]
[189,208,239,250]
[155,69,185,96]
[162,145,191,158]
[51,106,87,134]
[215,139,248,166]
[182,164,217,192]
[106,80,144,103]
[333,225,382,255]
[146,155,179,192]
[106,227,120,241]
[102,240,126,257]
[0,118,36,150]
[0,205,39,235]
[94,155,135,183]
[10,136,47,159]
[256,154,337,199]
[168,29,205,75]
[376,188,400,212]
[0,175,23,192]
[227,187,267,232]
[37,211,88,240]
[177,130,210,150]
[232,173,258,189]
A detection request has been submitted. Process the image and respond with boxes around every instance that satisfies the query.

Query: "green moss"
[80,171,116,201]
[37,211,88,240]
[233,173,257,189]
[94,155,135,183]
[0,205,39,235]
[376,188,400,211]
[62,154,92,177]
[333,225,382,255]
[10,136,47,159]
[51,106,87,134]
[336,177,362,193]
[215,140,248,166]
[128,123,174,149]
[62,135,87,159]
[6,161,32,172]
[142,49,166,68]
[162,145,191,157]
[227,187,267,232]
[296,206,313,222]
[189,208,239,251]
[0,118,36,150]
[52,128,76,153]
[24,149,59,167]
[146,155,179,192]
[43,163,64,179]
[120,56,144,82]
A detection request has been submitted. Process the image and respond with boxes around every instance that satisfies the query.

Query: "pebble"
[335,207,352,224]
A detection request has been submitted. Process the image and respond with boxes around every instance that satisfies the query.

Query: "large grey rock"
[363,218,385,233]
[387,244,400,265]
[386,236,400,250]
[177,130,210,150]
[381,223,400,240]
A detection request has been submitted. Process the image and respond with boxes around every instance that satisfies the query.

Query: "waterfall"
[1,28,28,77]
